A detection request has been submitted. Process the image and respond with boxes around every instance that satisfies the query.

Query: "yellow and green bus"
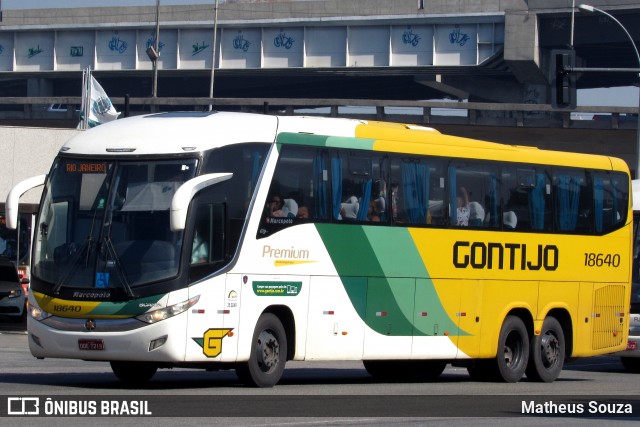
[6,112,632,386]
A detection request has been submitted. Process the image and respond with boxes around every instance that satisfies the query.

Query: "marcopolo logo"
[8,397,40,415]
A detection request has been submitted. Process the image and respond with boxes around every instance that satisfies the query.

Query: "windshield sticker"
[95,272,110,288]
[252,281,302,296]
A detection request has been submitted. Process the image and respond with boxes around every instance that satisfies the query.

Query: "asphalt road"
[1,317,639,426]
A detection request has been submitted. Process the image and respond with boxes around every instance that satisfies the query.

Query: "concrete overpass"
[0,0,639,103]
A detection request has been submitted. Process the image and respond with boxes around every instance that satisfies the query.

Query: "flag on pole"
[78,68,120,129]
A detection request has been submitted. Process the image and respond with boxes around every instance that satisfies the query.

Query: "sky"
[578,86,639,107]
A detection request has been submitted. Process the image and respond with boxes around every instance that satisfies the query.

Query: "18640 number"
[584,253,621,267]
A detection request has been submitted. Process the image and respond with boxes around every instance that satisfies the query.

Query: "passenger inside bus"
[191,228,209,264]
[296,205,311,219]
[340,196,359,220]
[468,201,485,226]
[456,186,470,226]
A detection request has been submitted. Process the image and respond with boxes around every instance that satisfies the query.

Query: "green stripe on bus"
[315,223,466,337]
[87,294,166,316]
[276,132,376,150]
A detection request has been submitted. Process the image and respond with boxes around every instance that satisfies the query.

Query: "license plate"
[626,341,637,351]
[78,339,105,351]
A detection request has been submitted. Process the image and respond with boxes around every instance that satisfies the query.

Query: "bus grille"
[592,284,625,351]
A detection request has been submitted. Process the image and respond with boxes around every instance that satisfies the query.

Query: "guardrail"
[0,96,637,130]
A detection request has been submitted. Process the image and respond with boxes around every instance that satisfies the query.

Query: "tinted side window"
[331,150,386,223]
[448,162,499,228]
[390,156,445,226]
[259,146,329,238]
[203,143,269,220]
[501,167,552,231]
[553,168,591,233]
[592,171,628,234]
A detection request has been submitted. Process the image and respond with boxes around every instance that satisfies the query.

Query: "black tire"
[466,359,497,381]
[621,357,640,373]
[364,360,446,382]
[415,360,447,380]
[363,360,392,380]
[526,316,565,382]
[494,315,529,383]
[236,313,287,387]
[110,361,157,384]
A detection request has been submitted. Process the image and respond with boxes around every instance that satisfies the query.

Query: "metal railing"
[0,96,637,130]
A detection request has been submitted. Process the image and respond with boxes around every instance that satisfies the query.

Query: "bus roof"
[61,112,372,156]
[62,112,278,155]
[59,111,628,174]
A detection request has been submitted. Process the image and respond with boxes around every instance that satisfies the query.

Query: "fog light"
[149,335,168,351]
[31,334,42,348]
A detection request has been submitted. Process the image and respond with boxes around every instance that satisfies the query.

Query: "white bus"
[6,111,632,386]
[612,179,640,372]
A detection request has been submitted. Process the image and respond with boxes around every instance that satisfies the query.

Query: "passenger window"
[501,167,551,231]
[258,146,329,237]
[592,171,628,234]
[189,202,226,283]
[449,163,498,228]
[191,204,225,265]
[331,151,386,223]
[553,169,591,233]
[390,157,444,226]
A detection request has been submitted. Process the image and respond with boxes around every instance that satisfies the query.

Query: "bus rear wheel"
[526,316,565,382]
[110,361,158,384]
[236,313,287,387]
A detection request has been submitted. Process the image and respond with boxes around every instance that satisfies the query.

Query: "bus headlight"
[30,305,52,321]
[136,295,200,324]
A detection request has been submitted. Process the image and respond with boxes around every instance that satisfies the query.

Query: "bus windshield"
[32,158,198,295]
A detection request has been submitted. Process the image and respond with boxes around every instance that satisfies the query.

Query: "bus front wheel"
[236,313,287,387]
[110,361,157,384]
[526,316,565,382]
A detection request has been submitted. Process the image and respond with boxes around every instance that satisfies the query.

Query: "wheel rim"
[256,329,280,374]
[540,332,560,368]
[504,331,524,368]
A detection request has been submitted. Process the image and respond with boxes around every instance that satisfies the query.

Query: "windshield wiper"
[52,236,95,295]
[103,235,135,299]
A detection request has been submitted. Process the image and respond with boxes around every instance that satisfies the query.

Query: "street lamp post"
[209,0,219,111]
[578,4,640,177]
[146,0,161,98]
